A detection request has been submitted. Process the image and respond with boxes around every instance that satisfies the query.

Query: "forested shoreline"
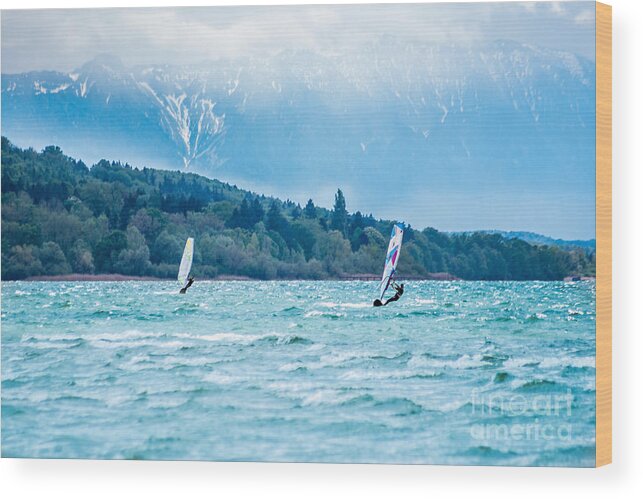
[1,138,595,281]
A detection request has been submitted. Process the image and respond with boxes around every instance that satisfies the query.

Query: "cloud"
[550,2,565,15]
[1,2,597,73]
[574,9,596,25]
[522,2,538,13]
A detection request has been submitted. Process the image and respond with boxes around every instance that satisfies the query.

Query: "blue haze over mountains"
[1,36,596,240]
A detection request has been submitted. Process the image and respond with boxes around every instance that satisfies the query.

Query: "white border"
[1,0,641,497]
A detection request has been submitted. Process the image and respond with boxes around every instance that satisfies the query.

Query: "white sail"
[378,224,404,301]
[178,237,194,286]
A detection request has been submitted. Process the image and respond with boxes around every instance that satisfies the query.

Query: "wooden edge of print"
[595,1,612,468]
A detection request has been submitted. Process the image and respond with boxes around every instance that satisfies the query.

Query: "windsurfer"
[373,282,404,307]
[179,276,195,294]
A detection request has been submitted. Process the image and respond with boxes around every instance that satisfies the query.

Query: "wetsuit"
[180,276,195,294]
[373,283,404,307]
[384,283,404,305]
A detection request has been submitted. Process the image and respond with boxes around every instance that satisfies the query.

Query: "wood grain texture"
[595,1,612,468]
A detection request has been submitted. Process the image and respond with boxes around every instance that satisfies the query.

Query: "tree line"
[1,137,595,281]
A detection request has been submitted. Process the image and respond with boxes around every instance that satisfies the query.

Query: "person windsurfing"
[178,237,195,294]
[373,282,404,307]
[179,276,195,294]
[373,223,405,307]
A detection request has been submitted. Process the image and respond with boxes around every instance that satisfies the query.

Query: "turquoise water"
[1,280,596,466]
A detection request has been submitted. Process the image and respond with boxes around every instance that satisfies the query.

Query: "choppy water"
[1,280,596,466]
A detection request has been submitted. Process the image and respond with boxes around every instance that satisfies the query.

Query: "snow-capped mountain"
[1,39,595,218]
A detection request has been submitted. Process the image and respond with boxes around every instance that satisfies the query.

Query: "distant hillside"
[1,138,595,281]
[457,230,595,250]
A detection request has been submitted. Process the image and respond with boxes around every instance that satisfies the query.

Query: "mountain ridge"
[1,39,596,237]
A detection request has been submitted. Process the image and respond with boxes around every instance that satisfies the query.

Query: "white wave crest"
[409,353,489,370]
[304,310,345,318]
[317,301,372,309]
[540,356,595,369]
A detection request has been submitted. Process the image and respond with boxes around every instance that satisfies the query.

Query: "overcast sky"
[2,1,596,73]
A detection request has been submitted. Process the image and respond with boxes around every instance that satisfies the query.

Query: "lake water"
[1,280,596,466]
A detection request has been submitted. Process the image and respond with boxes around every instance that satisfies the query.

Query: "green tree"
[318,230,351,275]
[330,189,348,235]
[3,245,43,279]
[114,226,151,275]
[266,201,288,233]
[151,230,183,265]
[69,239,95,274]
[304,199,317,219]
[130,208,166,241]
[251,198,265,223]
[291,220,318,260]
[39,241,71,275]
[228,199,252,229]
[94,231,128,272]
[38,210,82,255]
[2,222,42,248]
